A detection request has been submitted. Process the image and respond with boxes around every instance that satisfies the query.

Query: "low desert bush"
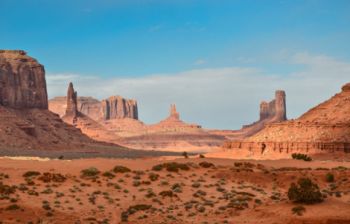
[148,173,159,181]
[121,204,152,222]
[291,205,306,216]
[288,178,323,204]
[325,173,334,182]
[102,171,115,179]
[81,167,100,178]
[199,161,215,168]
[113,166,131,173]
[291,153,312,161]
[152,162,190,172]
[23,171,41,178]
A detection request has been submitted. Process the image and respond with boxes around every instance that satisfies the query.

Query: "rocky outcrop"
[0,50,48,109]
[223,83,350,158]
[213,90,287,140]
[49,95,138,121]
[0,50,129,152]
[259,90,286,121]
[65,82,78,119]
[102,96,138,120]
[119,104,225,152]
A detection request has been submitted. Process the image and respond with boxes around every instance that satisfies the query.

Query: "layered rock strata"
[0,50,48,109]
[223,83,350,158]
[0,50,127,151]
[211,90,287,140]
[49,95,138,121]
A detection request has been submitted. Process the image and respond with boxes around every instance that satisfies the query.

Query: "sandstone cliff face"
[102,96,138,120]
[256,90,286,124]
[0,50,48,109]
[224,83,350,158]
[0,50,128,152]
[49,95,138,121]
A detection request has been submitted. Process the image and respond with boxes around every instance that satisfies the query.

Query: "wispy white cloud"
[47,52,350,129]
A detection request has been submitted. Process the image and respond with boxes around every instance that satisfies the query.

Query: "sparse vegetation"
[113,166,131,173]
[81,167,100,178]
[199,161,215,168]
[325,173,334,182]
[288,178,323,204]
[291,153,312,161]
[121,204,152,222]
[292,205,306,216]
[152,162,190,172]
[23,171,41,178]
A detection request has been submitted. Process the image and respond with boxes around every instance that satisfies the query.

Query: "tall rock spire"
[65,82,78,119]
[169,104,180,120]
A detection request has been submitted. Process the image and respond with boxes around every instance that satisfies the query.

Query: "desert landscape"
[1,1,350,223]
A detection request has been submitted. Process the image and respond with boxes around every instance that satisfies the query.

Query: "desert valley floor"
[0,156,349,224]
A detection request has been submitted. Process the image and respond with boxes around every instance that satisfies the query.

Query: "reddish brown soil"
[0,157,349,223]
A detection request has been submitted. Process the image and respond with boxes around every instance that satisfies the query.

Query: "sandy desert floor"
[0,156,349,224]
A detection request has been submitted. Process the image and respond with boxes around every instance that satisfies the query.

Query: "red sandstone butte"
[223,83,350,158]
[210,90,287,140]
[0,50,127,152]
[0,50,48,109]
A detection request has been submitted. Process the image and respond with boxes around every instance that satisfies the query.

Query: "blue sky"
[1,0,350,129]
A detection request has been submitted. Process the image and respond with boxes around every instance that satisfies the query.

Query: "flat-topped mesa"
[0,50,48,109]
[102,96,138,120]
[65,82,78,118]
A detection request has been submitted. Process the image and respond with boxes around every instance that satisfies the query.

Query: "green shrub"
[0,183,16,195]
[288,178,323,204]
[199,161,215,168]
[292,205,305,216]
[5,204,20,210]
[148,173,159,181]
[81,167,100,178]
[102,171,115,179]
[23,171,41,178]
[121,204,152,222]
[199,154,205,158]
[325,173,334,182]
[291,153,312,161]
[113,166,131,173]
[159,190,176,198]
[152,162,190,172]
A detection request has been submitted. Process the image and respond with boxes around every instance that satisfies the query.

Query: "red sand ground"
[0,156,349,224]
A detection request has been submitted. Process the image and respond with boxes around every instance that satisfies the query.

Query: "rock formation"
[102,96,138,120]
[211,90,287,140]
[0,50,128,152]
[259,90,286,122]
[223,83,350,158]
[119,104,226,152]
[0,50,48,109]
[64,82,78,119]
[49,95,138,121]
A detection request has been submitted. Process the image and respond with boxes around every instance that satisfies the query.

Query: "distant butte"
[222,82,350,158]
